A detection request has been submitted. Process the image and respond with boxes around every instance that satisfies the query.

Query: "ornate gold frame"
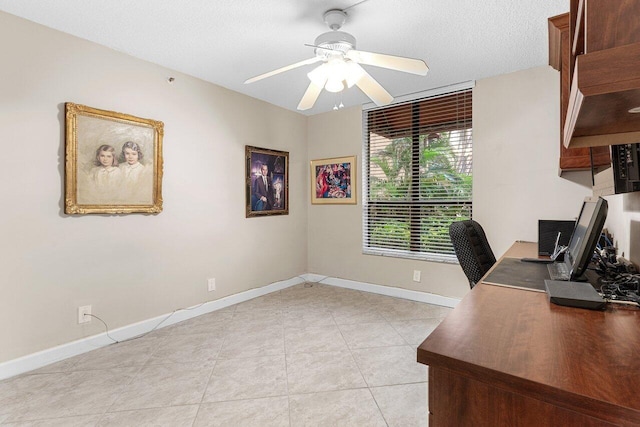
[310,155,357,205]
[65,103,164,214]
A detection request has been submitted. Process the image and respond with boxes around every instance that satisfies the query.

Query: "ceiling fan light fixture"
[326,58,348,80]
[325,77,345,93]
[345,62,364,88]
[307,63,329,86]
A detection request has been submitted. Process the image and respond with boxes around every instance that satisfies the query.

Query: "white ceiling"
[0,0,568,115]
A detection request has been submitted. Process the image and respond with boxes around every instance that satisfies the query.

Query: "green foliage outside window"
[367,131,472,256]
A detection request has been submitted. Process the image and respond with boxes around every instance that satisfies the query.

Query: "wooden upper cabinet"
[548,13,609,172]
[561,0,640,149]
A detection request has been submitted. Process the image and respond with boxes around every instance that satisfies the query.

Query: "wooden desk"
[417,242,640,426]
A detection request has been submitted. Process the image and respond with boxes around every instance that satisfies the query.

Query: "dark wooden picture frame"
[245,145,289,217]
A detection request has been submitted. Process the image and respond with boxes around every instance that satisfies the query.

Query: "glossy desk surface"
[417,242,640,424]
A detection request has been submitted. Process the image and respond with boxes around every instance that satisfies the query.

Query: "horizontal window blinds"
[363,89,473,261]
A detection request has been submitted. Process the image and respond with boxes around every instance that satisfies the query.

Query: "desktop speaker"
[538,220,575,256]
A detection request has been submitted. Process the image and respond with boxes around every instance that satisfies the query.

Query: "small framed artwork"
[310,155,357,204]
[64,103,164,215]
[246,145,289,217]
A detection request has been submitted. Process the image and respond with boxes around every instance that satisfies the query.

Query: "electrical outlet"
[413,270,421,282]
[208,278,216,292]
[78,305,92,324]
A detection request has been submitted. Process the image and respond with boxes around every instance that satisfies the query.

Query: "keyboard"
[547,262,570,281]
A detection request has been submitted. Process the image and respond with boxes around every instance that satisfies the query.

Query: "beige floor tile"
[375,299,444,322]
[332,288,368,298]
[154,310,233,337]
[25,355,85,376]
[1,368,139,423]
[146,333,223,365]
[194,396,289,427]
[352,346,427,387]
[234,293,283,312]
[280,298,334,311]
[286,350,366,394]
[1,414,102,426]
[218,328,285,359]
[338,322,407,349]
[390,318,443,346]
[202,355,287,402]
[109,363,212,411]
[282,307,336,327]
[371,383,428,427]
[331,304,386,325]
[289,389,386,427]
[5,286,445,425]
[228,309,283,331]
[0,374,54,417]
[97,405,199,426]
[361,292,401,306]
[72,337,159,371]
[284,324,348,353]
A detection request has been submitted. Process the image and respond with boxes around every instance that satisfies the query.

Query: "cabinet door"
[550,13,610,172]
[584,0,640,53]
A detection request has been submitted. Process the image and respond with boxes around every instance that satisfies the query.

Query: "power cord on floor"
[86,276,330,345]
[84,314,120,343]
[296,275,329,287]
[84,302,207,345]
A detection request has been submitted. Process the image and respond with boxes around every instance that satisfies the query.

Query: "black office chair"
[449,220,496,289]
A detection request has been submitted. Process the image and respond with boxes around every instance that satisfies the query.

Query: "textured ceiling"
[0,0,568,115]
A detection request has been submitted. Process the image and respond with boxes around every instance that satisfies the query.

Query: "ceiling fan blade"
[244,57,322,84]
[297,81,324,111]
[354,65,393,106]
[346,50,428,76]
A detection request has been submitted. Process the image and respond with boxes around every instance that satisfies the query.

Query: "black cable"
[86,276,320,346]
[597,268,640,306]
[84,314,120,344]
[84,302,207,345]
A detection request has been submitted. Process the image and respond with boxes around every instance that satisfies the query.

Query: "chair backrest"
[449,220,496,288]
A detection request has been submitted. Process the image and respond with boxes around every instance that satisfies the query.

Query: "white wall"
[473,66,594,256]
[475,67,640,269]
[604,194,640,266]
[307,66,594,300]
[0,12,308,363]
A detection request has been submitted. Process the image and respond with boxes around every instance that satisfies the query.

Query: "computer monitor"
[564,196,608,279]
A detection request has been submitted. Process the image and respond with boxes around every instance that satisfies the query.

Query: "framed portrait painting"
[310,156,356,204]
[64,103,163,214]
[246,145,289,218]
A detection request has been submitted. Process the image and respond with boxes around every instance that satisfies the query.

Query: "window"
[363,87,473,262]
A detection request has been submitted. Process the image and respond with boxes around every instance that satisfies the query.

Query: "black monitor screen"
[565,197,608,279]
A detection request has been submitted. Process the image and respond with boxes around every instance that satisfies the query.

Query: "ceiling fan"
[244,9,429,111]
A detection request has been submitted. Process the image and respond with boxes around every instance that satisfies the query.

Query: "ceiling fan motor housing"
[314,31,356,57]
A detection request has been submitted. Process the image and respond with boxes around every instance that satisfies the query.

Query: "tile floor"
[0,283,452,426]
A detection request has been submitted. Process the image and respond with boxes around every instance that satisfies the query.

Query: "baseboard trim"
[0,276,304,381]
[1,274,460,380]
[303,274,461,308]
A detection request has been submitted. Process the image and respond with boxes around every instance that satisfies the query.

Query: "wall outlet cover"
[78,305,92,324]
